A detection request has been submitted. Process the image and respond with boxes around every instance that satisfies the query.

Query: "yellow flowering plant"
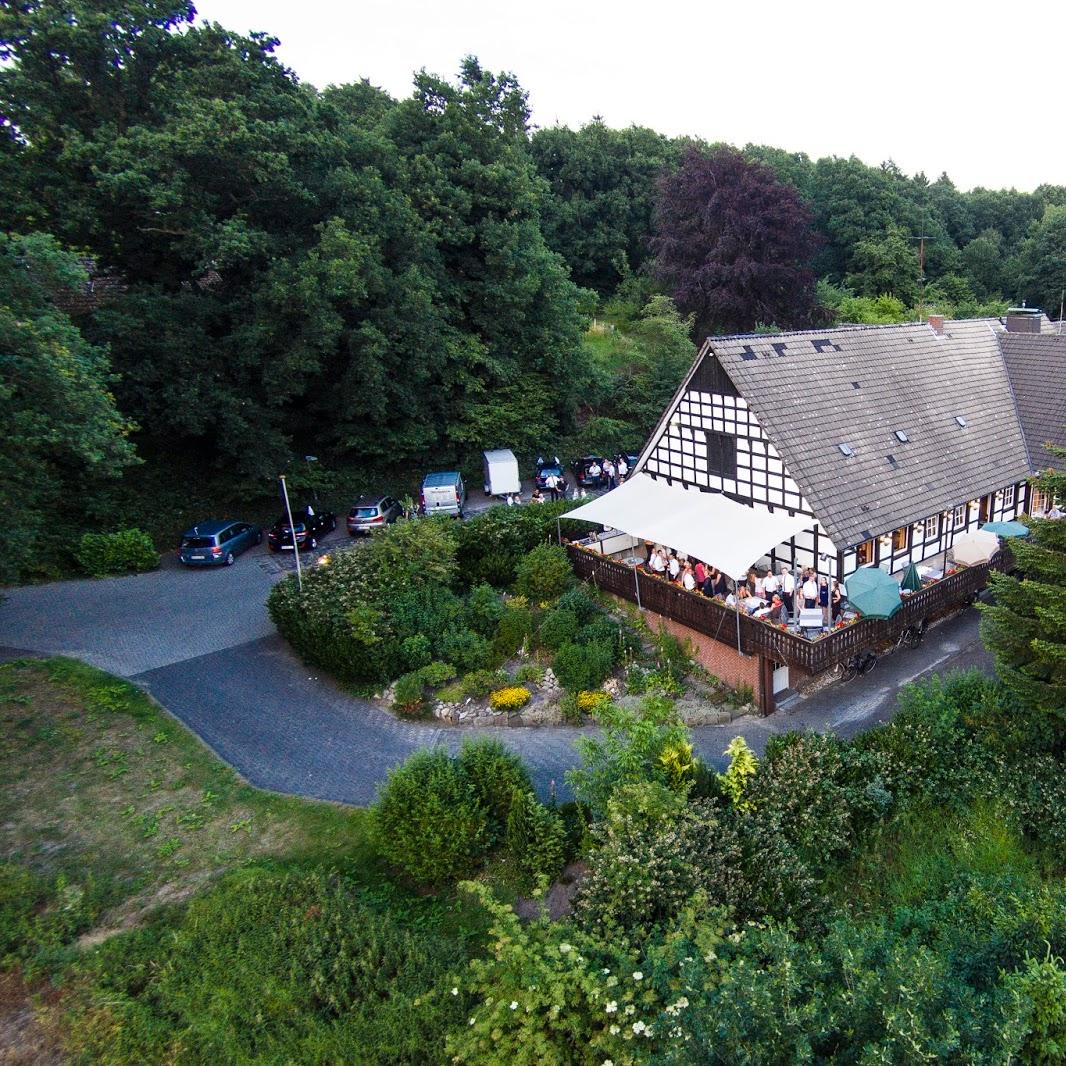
[490,686,532,711]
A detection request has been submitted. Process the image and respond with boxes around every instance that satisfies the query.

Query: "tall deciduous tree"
[980,457,1066,728]
[0,234,137,581]
[1017,205,1066,314]
[651,146,821,337]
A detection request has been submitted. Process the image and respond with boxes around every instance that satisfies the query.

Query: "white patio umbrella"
[951,528,1000,566]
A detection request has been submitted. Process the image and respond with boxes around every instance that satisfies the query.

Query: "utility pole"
[279,474,303,592]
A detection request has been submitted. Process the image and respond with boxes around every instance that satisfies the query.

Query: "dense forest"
[2,1,1065,580]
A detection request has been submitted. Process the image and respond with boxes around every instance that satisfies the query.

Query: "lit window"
[892,527,909,551]
[856,540,874,565]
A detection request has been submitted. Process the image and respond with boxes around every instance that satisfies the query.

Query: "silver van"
[420,471,466,517]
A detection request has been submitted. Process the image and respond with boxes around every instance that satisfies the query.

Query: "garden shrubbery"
[75,528,159,576]
[373,739,532,884]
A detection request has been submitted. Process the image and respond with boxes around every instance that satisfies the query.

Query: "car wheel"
[225,552,235,566]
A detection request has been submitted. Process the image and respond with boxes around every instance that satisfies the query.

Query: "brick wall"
[639,607,764,705]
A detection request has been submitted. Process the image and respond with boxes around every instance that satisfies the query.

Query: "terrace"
[566,541,1006,676]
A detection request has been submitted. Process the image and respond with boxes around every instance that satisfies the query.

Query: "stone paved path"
[0,534,993,805]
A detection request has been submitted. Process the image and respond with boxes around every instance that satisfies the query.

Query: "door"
[979,495,992,523]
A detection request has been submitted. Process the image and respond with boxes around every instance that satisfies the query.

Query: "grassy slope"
[0,658,485,1064]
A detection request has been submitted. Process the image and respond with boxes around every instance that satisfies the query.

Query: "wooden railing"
[567,545,1004,675]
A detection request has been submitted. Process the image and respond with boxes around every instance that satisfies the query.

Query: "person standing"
[681,562,696,591]
[781,565,796,615]
[617,455,629,481]
[818,575,830,625]
[603,457,616,489]
[802,572,818,610]
[668,552,681,582]
[587,459,601,487]
[544,471,559,502]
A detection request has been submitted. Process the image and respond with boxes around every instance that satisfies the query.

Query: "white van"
[482,449,521,498]
[420,471,466,517]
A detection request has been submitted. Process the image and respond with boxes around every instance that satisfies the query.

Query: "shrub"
[574,783,745,942]
[718,736,758,811]
[505,788,566,888]
[69,869,468,1064]
[493,601,535,658]
[401,633,432,670]
[76,529,159,577]
[466,583,504,638]
[459,668,510,698]
[418,661,458,687]
[513,664,545,686]
[577,690,611,715]
[268,518,459,685]
[439,627,495,673]
[645,667,685,698]
[489,686,531,711]
[436,681,465,704]
[537,606,580,650]
[652,624,693,678]
[555,585,599,624]
[513,543,574,603]
[392,671,427,715]
[727,682,755,708]
[567,696,698,815]
[373,748,490,884]
[552,640,615,693]
[456,738,532,842]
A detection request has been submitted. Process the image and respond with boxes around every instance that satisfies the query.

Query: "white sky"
[195,0,1064,192]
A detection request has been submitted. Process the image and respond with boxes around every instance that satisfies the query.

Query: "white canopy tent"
[564,473,814,579]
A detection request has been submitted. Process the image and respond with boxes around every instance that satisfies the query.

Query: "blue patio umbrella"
[981,520,1029,539]
[845,566,903,620]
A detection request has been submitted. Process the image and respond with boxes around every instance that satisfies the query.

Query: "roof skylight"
[954,415,968,428]
[837,443,855,457]
[894,430,910,443]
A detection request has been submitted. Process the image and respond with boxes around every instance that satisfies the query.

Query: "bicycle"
[896,618,927,650]
[829,649,877,683]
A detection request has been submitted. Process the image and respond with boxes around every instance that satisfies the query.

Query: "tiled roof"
[705,321,1033,548]
[997,332,1066,471]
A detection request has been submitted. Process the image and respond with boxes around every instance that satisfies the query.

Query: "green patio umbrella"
[900,562,923,593]
[981,520,1029,539]
[845,566,903,620]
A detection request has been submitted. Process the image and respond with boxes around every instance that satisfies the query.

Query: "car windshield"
[352,507,379,518]
[182,536,214,549]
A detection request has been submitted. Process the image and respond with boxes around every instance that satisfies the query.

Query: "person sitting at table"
[530,486,545,504]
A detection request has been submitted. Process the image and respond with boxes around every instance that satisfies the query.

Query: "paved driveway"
[0,538,994,805]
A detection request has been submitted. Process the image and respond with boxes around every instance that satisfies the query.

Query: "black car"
[347,495,403,535]
[267,506,337,552]
[572,456,609,488]
[535,454,565,491]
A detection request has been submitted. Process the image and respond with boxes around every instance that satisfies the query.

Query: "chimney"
[1005,307,1041,333]
[928,314,945,336]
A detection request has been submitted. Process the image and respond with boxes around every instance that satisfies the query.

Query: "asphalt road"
[0,528,994,805]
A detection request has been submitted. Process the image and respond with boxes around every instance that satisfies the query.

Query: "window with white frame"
[953,504,966,527]
[1031,488,1051,515]
[924,514,940,541]
[1003,485,1015,508]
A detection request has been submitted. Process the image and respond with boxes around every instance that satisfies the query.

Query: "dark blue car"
[179,520,262,567]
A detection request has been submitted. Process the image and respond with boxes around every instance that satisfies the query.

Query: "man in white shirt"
[802,574,818,609]
[668,554,681,580]
[544,472,560,501]
[587,460,601,485]
[781,565,796,614]
[617,457,629,479]
[763,570,779,597]
[650,548,667,574]
[603,458,616,488]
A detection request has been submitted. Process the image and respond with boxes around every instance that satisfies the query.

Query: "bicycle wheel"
[857,651,878,675]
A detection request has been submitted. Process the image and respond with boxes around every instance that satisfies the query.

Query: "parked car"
[179,520,262,567]
[535,454,565,491]
[420,471,466,517]
[572,455,609,488]
[483,449,521,498]
[347,495,403,535]
[267,506,336,552]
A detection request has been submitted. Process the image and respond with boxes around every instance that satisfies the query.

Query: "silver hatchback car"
[347,495,403,535]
